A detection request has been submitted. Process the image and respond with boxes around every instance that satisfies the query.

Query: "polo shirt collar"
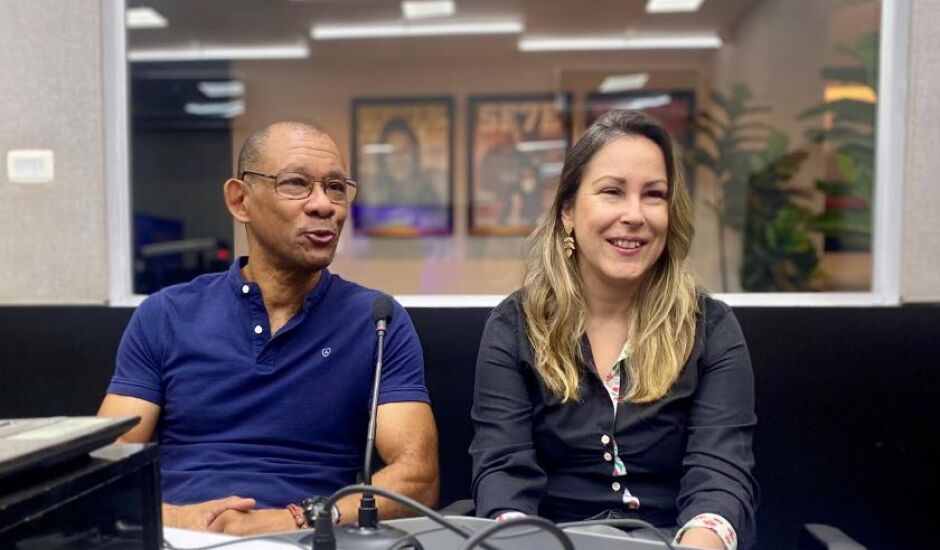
[227,256,332,308]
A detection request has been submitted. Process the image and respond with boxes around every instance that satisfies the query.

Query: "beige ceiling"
[127,0,760,60]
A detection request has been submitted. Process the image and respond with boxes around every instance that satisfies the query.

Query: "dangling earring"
[563,227,576,258]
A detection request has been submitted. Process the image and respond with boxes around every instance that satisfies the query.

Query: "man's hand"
[162,496,256,531]
[208,509,297,536]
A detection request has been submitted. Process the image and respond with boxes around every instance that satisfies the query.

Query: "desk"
[166,517,679,550]
[0,443,161,549]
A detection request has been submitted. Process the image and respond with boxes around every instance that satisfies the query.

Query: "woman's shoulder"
[694,292,749,355]
[489,289,525,324]
[698,292,732,318]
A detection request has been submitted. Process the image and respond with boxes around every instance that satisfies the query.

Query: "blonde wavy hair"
[522,110,699,403]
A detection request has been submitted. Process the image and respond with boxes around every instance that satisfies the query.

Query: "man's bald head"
[236,121,329,177]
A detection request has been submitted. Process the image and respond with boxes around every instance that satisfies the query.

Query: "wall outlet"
[6,149,55,184]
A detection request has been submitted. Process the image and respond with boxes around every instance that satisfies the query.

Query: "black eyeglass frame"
[240,170,359,203]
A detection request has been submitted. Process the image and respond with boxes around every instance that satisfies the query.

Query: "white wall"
[0,0,108,304]
[901,0,940,302]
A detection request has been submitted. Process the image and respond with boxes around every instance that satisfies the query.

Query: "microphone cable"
[314,484,513,550]
[316,484,471,545]
[386,520,555,550]
[385,525,445,550]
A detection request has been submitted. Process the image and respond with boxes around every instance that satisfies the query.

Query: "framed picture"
[468,93,571,235]
[351,97,453,236]
[585,90,696,149]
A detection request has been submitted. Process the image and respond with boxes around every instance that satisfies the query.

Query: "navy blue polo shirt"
[107,257,429,508]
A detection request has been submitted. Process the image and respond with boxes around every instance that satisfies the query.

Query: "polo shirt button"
[611,481,621,492]
[242,284,250,294]
[603,452,613,462]
[253,324,263,334]
[601,434,611,445]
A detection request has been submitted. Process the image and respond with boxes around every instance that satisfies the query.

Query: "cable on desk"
[386,519,565,548]
[556,518,676,550]
[459,516,575,550]
[385,525,446,550]
[323,484,474,541]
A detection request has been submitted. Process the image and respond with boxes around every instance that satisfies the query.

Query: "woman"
[470,110,758,549]
[373,116,441,206]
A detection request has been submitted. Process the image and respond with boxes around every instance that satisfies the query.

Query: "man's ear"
[224,178,251,223]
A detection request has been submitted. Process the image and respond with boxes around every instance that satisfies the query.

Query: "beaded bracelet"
[286,503,307,529]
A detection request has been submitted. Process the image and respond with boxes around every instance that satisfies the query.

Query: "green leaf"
[695,111,729,133]
[834,152,858,182]
[690,121,722,148]
[766,131,789,158]
[814,178,856,196]
[805,126,874,148]
[710,90,733,117]
[686,148,719,172]
[798,99,875,124]
[813,211,872,236]
[820,66,870,84]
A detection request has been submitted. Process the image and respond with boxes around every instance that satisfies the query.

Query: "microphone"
[314,295,409,549]
[359,295,394,526]
[372,296,393,336]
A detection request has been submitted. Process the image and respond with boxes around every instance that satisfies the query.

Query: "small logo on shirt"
[321,348,332,358]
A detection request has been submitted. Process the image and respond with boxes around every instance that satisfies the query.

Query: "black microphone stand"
[315,297,411,549]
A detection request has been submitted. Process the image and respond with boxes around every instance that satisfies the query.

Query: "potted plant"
[687,85,816,291]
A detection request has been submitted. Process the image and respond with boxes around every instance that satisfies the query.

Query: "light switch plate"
[7,149,55,184]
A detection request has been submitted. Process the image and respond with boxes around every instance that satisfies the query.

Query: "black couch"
[1,305,937,548]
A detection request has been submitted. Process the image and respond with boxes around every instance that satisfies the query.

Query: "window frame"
[104,0,909,308]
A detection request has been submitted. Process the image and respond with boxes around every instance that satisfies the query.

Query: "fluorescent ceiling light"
[519,33,722,51]
[362,144,395,154]
[646,0,706,13]
[184,100,245,119]
[402,0,455,19]
[539,162,564,176]
[128,42,310,62]
[516,140,567,153]
[622,94,673,109]
[599,73,650,93]
[126,6,167,29]
[312,18,523,40]
[197,81,245,98]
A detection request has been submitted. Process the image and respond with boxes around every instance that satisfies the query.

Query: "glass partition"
[125,0,883,296]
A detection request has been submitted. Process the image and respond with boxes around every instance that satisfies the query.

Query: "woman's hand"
[678,527,726,549]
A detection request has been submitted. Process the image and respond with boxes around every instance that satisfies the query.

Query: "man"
[98,121,439,535]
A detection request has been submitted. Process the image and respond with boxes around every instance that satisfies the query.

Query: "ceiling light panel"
[128,43,310,62]
[197,81,245,98]
[402,0,455,19]
[519,33,722,51]
[184,100,245,119]
[312,19,523,40]
[126,6,168,29]
[646,0,706,13]
[598,73,650,93]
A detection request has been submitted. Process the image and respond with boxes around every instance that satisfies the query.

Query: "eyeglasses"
[240,170,358,203]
